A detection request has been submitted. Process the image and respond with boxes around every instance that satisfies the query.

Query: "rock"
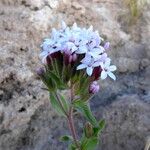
[140,58,150,70]
[0,0,150,150]
[100,95,150,150]
[71,1,85,13]
[29,6,53,31]
[116,57,140,73]
[144,136,150,150]
[21,0,44,10]
[45,0,59,9]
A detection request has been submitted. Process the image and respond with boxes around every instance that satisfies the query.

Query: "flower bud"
[89,81,100,94]
[92,66,102,80]
[104,42,110,50]
[69,55,73,63]
[84,122,94,138]
[72,53,77,62]
[36,68,45,76]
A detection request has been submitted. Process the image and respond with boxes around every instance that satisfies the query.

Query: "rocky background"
[0,0,150,150]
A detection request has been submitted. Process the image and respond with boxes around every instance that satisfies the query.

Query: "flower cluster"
[38,22,117,150]
[39,21,116,93]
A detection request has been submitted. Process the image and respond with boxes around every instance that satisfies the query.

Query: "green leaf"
[81,137,99,150]
[99,119,105,132]
[41,72,56,91]
[78,76,89,94]
[93,127,100,137]
[58,92,70,113]
[93,120,105,137]
[53,59,60,76]
[60,135,73,142]
[73,101,98,127]
[49,93,65,116]
[49,71,67,90]
[68,144,77,150]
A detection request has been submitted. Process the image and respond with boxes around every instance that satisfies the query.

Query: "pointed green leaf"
[73,101,98,127]
[42,74,56,91]
[99,119,105,132]
[82,137,99,150]
[49,71,67,89]
[49,93,65,116]
[93,120,105,137]
[93,127,100,137]
[60,135,73,142]
[53,59,60,76]
[68,144,77,150]
[78,76,89,95]
[58,93,70,112]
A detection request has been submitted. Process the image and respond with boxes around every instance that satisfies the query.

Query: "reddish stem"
[67,107,79,148]
[67,82,80,148]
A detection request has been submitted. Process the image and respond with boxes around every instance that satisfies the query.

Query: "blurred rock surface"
[0,0,150,150]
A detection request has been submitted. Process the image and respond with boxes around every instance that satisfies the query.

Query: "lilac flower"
[104,42,110,50]
[77,54,101,76]
[39,21,116,80]
[89,81,100,94]
[40,39,61,63]
[87,46,105,59]
[100,59,117,80]
[36,68,45,76]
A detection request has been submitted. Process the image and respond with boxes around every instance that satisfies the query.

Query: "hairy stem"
[68,107,79,148]
[67,82,80,148]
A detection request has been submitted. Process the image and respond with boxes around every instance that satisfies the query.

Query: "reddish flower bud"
[36,68,45,76]
[46,51,62,65]
[89,81,100,94]
[72,53,77,62]
[85,122,94,138]
[104,42,110,50]
[92,66,102,80]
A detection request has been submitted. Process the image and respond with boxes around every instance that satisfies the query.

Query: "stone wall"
[0,0,150,150]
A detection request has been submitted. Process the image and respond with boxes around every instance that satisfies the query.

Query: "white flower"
[40,38,61,63]
[100,59,117,80]
[40,21,117,80]
[77,54,101,76]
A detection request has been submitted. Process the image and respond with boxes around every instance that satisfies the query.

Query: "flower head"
[39,21,117,89]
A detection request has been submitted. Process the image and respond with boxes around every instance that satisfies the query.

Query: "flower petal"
[101,70,107,80]
[98,46,105,53]
[100,62,104,69]
[81,54,92,64]
[109,65,117,72]
[105,58,111,67]
[77,64,87,70]
[108,72,116,80]
[91,47,102,54]
[93,61,100,67]
[88,52,99,58]
[61,21,67,30]
[76,46,87,54]
[86,67,93,76]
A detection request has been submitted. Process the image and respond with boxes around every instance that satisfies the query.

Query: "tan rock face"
[101,95,150,150]
[0,0,149,150]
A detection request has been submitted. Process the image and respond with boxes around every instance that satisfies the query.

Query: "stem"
[67,81,80,148]
[68,107,79,148]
